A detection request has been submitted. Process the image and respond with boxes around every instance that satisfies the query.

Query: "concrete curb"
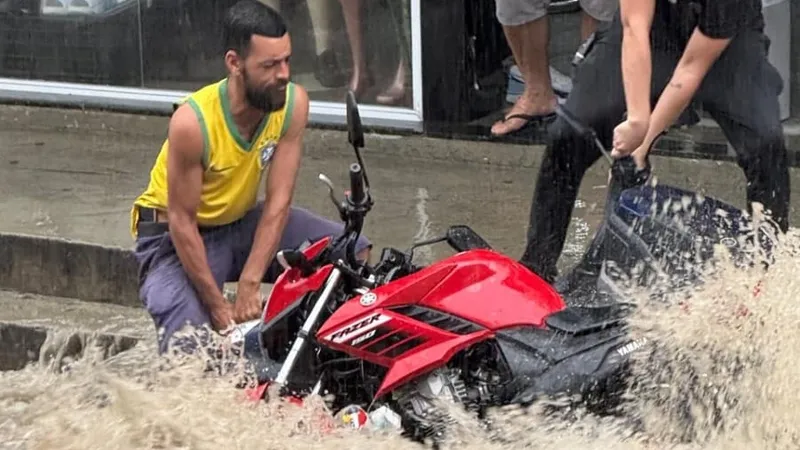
[0,322,47,370]
[4,104,800,168]
[0,321,139,371]
[0,232,139,308]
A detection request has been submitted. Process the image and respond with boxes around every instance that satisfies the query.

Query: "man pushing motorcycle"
[129,0,371,354]
[520,0,790,282]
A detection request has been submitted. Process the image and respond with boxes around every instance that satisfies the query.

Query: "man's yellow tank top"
[130,78,296,237]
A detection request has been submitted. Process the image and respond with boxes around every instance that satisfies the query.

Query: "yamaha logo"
[360,292,377,306]
[616,337,648,357]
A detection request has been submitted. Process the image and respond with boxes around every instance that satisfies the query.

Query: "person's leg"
[580,13,599,41]
[257,0,280,12]
[695,31,790,234]
[307,0,347,88]
[134,229,235,355]
[306,0,334,54]
[578,0,618,39]
[491,0,558,137]
[338,0,372,98]
[375,0,410,105]
[229,204,373,283]
[519,15,675,282]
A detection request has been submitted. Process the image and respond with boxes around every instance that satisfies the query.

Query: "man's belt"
[138,206,164,222]
[136,207,228,238]
[136,207,170,238]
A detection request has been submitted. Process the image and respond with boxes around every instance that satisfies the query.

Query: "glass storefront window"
[140,0,413,109]
[0,0,143,86]
[0,0,421,129]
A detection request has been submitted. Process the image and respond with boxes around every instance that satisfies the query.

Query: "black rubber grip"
[349,163,365,204]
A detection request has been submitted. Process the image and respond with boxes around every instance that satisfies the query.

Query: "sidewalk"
[3,104,800,249]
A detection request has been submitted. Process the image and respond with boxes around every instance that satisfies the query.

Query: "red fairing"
[245,383,336,433]
[319,249,564,332]
[245,383,271,402]
[246,383,303,406]
[315,248,565,398]
[262,237,333,323]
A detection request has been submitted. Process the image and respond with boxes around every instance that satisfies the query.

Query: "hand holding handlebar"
[611,118,649,159]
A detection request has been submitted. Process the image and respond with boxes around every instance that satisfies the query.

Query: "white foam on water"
[411,187,434,266]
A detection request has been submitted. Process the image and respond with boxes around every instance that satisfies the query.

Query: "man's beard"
[242,68,287,113]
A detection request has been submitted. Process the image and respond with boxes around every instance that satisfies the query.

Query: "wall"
[0,233,140,307]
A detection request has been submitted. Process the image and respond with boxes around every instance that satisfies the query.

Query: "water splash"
[412,187,434,266]
[3,230,800,449]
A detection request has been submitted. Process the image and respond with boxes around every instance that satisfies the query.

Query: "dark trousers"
[520,15,790,281]
[134,204,371,355]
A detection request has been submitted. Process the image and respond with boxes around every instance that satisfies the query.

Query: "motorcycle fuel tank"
[320,248,566,335]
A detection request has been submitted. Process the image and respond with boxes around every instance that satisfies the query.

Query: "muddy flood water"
[3,226,800,450]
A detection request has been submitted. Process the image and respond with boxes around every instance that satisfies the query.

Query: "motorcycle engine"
[395,368,495,440]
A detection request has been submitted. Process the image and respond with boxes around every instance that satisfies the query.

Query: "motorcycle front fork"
[274,267,343,386]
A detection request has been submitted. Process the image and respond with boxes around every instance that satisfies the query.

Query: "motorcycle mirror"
[445,225,493,253]
[346,90,364,150]
[345,90,370,193]
[406,235,449,262]
[277,249,315,277]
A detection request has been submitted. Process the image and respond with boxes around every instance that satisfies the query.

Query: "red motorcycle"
[232,94,763,442]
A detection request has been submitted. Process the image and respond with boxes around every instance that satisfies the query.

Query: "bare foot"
[348,70,373,100]
[377,57,407,105]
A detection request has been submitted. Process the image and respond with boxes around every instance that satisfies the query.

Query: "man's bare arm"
[620,0,656,125]
[637,27,731,152]
[166,105,229,318]
[239,85,311,286]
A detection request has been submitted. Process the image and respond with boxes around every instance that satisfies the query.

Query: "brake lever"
[318,173,346,218]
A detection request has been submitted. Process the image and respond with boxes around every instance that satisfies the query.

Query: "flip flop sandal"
[491,112,557,137]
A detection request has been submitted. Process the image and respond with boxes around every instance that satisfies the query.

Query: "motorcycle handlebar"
[348,163,365,205]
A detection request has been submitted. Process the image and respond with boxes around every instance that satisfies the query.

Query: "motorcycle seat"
[544,303,632,335]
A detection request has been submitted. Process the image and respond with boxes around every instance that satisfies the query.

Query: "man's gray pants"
[133,202,372,354]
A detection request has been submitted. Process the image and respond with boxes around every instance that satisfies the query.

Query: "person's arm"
[166,104,231,327]
[238,85,311,287]
[619,0,656,126]
[635,28,732,154]
[611,0,656,156]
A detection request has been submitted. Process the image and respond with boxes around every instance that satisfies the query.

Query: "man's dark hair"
[223,0,288,57]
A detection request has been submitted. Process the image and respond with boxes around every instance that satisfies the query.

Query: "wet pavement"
[0,105,600,257]
[3,105,800,255]
[2,104,800,339]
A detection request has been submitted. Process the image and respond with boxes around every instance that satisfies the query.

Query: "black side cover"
[495,321,636,404]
